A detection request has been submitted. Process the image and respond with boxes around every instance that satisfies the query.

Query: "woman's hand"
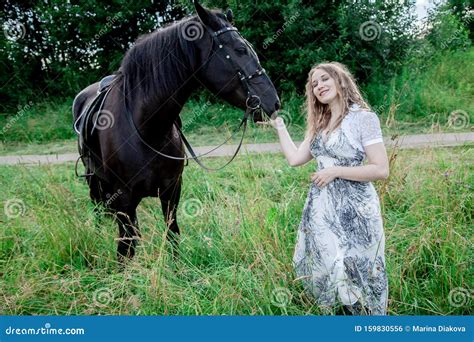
[311,167,340,187]
[256,115,285,130]
[256,112,313,167]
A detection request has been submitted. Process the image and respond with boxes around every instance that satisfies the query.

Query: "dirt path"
[0,132,472,166]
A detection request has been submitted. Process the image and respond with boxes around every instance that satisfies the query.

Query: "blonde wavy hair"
[304,62,371,139]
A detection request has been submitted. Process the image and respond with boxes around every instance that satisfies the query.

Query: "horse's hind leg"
[98,188,140,263]
[159,177,182,257]
[114,205,140,263]
[87,175,109,225]
[88,175,102,205]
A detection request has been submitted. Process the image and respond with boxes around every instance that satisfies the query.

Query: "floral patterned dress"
[292,103,388,315]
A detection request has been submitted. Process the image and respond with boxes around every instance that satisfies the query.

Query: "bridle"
[202,25,267,108]
[123,21,269,172]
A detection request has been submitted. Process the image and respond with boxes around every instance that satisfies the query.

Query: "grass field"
[1,144,472,315]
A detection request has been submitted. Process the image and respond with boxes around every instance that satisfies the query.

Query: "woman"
[260,62,389,315]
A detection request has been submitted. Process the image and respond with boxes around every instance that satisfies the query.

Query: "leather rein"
[122,23,267,172]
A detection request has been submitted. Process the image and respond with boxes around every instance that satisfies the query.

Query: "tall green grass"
[1,145,472,315]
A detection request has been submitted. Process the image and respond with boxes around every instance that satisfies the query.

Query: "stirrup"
[74,154,94,178]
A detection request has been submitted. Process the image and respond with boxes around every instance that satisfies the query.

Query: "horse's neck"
[133,79,196,138]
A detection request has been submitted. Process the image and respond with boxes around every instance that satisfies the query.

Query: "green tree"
[195,0,418,96]
[447,0,473,40]
[0,0,186,111]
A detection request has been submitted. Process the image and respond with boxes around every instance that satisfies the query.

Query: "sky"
[415,0,444,20]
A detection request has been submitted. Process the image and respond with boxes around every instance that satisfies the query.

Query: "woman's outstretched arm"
[259,117,312,167]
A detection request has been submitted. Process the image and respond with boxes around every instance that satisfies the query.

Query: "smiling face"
[311,68,339,105]
[304,62,372,139]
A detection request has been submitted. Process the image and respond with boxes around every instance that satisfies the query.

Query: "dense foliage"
[0,0,472,113]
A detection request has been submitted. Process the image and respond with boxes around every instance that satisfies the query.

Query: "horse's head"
[191,1,280,121]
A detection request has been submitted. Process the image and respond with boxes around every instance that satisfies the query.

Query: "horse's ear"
[226,9,233,23]
[194,1,211,27]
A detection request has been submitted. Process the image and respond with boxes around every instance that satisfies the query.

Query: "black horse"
[72,1,280,262]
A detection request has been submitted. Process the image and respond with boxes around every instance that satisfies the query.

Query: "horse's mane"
[119,16,197,103]
[119,11,226,104]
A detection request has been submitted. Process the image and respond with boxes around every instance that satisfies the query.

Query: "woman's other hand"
[311,167,340,187]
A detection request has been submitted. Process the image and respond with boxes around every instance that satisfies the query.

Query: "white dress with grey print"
[293,103,388,315]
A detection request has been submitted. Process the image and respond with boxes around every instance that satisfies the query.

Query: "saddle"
[74,73,188,179]
[98,74,116,93]
[74,74,117,179]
